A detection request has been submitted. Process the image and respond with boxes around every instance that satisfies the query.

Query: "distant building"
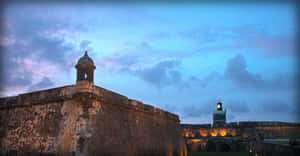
[213,102,226,127]
[182,102,300,153]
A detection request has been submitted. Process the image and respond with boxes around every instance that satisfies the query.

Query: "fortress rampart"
[0,84,186,156]
[0,85,179,122]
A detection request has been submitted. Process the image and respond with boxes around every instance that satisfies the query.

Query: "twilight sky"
[0,2,299,124]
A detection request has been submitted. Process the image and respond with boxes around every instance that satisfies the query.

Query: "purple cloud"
[28,77,54,92]
[225,54,264,88]
[134,59,185,88]
[0,5,90,96]
[224,54,297,91]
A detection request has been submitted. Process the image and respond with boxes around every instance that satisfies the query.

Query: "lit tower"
[213,102,226,127]
[75,51,96,91]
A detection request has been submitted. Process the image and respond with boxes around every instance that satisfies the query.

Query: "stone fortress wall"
[0,84,187,156]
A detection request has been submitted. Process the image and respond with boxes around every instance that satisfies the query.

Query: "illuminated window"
[217,102,222,111]
[211,130,218,137]
[185,132,189,137]
[191,133,195,138]
[220,130,227,136]
[200,130,208,137]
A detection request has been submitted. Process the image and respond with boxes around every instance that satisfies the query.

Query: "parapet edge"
[94,85,180,122]
[0,85,180,122]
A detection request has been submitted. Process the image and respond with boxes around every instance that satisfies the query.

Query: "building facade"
[182,103,300,153]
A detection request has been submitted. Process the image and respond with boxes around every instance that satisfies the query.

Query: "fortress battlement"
[0,84,179,122]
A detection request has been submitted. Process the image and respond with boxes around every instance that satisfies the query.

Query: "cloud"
[95,41,205,89]
[261,99,290,113]
[224,54,297,91]
[226,100,249,113]
[97,52,140,70]
[96,42,153,70]
[0,54,66,96]
[133,59,186,88]
[80,40,93,52]
[180,25,296,57]
[225,54,264,88]
[182,98,249,120]
[0,5,88,68]
[28,77,54,92]
[0,5,88,96]
[181,98,219,119]
[232,34,296,57]
[176,54,296,121]
[190,72,222,88]
[96,40,200,72]
[5,75,32,87]
[182,104,211,118]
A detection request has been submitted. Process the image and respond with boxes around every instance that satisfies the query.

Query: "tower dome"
[76,51,95,67]
[75,51,96,84]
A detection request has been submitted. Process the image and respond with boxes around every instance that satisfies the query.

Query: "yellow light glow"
[220,130,227,136]
[191,133,195,138]
[185,132,189,137]
[211,131,218,137]
[217,104,221,109]
[200,130,208,137]
[191,139,202,143]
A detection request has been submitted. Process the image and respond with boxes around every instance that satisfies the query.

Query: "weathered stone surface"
[0,84,186,156]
